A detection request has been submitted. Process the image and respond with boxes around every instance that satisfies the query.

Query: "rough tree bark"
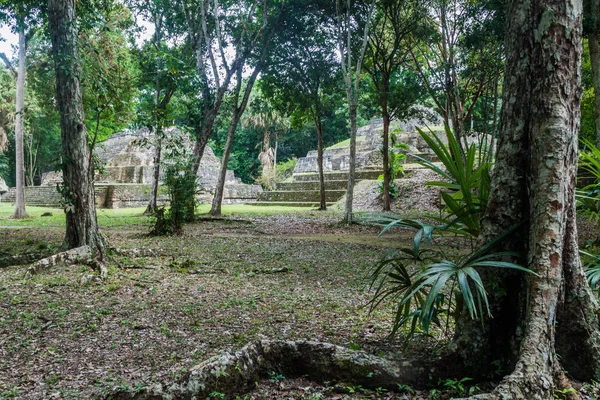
[11,23,27,219]
[105,340,438,400]
[48,0,106,273]
[453,0,600,398]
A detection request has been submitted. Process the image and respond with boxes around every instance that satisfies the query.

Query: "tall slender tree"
[48,0,106,273]
[208,0,284,216]
[364,0,424,211]
[262,4,339,211]
[335,0,375,223]
[0,1,42,218]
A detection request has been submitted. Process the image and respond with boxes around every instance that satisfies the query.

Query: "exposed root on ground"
[459,368,577,400]
[26,245,96,277]
[0,251,50,268]
[111,247,164,258]
[103,340,433,399]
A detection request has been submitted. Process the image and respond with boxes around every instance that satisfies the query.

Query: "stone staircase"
[253,168,383,207]
[252,114,447,208]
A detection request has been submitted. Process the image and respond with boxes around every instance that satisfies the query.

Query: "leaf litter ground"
[0,210,540,399]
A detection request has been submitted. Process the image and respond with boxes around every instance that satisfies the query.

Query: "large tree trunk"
[455,0,600,397]
[48,0,105,270]
[11,25,27,219]
[589,33,600,148]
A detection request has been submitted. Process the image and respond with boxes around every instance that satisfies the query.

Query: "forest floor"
[0,205,597,400]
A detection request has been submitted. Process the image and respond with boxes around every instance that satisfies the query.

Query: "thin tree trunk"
[344,104,357,222]
[488,77,499,163]
[12,25,27,219]
[146,133,161,214]
[210,120,236,216]
[273,137,277,178]
[48,0,105,272]
[382,103,391,211]
[315,113,326,211]
[590,33,600,148]
[146,12,163,214]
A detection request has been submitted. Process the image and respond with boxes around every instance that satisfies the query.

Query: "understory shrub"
[577,139,600,289]
[378,131,408,199]
[151,161,197,236]
[359,127,532,343]
[275,157,297,182]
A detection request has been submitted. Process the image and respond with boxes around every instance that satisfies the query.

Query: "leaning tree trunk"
[455,0,600,398]
[210,117,237,216]
[11,24,27,219]
[48,0,105,264]
[210,67,261,216]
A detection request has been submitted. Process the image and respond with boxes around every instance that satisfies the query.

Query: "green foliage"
[359,127,530,342]
[378,131,408,199]
[413,126,492,237]
[80,2,138,144]
[363,214,530,342]
[582,247,600,290]
[577,139,600,225]
[576,139,600,290]
[150,162,197,236]
[275,157,297,182]
[0,153,8,181]
[438,377,479,396]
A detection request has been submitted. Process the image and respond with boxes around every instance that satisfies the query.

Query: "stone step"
[1,187,63,207]
[307,144,375,157]
[250,201,337,208]
[275,180,348,191]
[293,169,383,182]
[258,189,347,203]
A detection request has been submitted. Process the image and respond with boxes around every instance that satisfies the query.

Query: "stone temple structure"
[256,110,445,207]
[0,128,262,208]
[0,176,8,194]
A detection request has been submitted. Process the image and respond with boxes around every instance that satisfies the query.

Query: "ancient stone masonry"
[0,176,7,195]
[257,111,445,207]
[1,128,262,208]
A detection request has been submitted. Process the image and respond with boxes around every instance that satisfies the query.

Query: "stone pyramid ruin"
[0,128,262,208]
[256,110,444,207]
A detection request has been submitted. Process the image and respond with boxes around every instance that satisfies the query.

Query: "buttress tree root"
[25,245,103,277]
[104,340,440,400]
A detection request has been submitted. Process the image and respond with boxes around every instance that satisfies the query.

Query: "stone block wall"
[0,183,261,208]
[1,186,63,207]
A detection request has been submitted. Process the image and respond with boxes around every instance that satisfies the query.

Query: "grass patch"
[326,136,366,150]
[0,204,321,229]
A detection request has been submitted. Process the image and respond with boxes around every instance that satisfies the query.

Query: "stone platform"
[0,128,262,208]
[256,111,444,207]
